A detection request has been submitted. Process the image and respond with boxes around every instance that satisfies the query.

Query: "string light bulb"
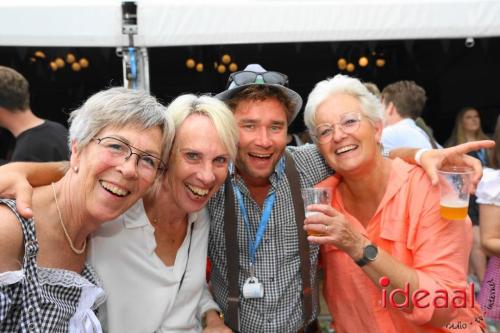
[375,58,386,67]
[186,58,195,69]
[217,64,226,74]
[337,58,347,70]
[358,56,369,67]
[221,54,231,64]
[196,63,204,72]
[49,61,58,71]
[346,63,355,72]
[66,53,76,64]
[54,58,65,68]
[229,63,238,72]
[79,58,89,68]
[71,62,82,72]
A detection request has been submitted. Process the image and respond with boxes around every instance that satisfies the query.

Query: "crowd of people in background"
[0,63,498,333]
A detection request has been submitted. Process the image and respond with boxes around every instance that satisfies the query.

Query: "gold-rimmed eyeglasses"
[94,136,165,180]
[313,112,363,144]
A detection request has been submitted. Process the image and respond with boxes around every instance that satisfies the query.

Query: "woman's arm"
[0,161,67,218]
[390,140,495,192]
[479,204,500,256]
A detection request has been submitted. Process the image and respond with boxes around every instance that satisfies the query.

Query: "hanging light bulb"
[34,50,46,59]
[221,54,231,64]
[358,56,369,67]
[186,58,195,69]
[196,62,204,72]
[71,62,82,72]
[217,64,226,74]
[49,61,58,71]
[229,62,238,72]
[79,58,89,69]
[54,58,65,68]
[375,58,386,67]
[66,53,76,64]
[337,58,347,70]
[346,63,355,72]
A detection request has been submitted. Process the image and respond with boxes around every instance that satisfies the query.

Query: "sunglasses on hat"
[226,70,289,89]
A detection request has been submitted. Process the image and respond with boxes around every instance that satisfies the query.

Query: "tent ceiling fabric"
[1,0,500,47]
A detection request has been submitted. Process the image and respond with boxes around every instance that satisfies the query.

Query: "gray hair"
[68,87,174,162]
[166,94,238,161]
[304,74,384,137]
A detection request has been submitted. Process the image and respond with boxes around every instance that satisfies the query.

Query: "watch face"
[364,245,378,261]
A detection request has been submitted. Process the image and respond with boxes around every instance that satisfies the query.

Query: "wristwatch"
[355,244,379,267]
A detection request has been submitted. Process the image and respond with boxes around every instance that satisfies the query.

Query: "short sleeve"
[476,168,500,206]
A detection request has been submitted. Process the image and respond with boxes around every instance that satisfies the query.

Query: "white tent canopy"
[1,0,500,47]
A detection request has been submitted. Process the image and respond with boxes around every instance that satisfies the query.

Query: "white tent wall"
[1,0,500,47]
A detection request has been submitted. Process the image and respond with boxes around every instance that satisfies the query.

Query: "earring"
[73,166,79,173]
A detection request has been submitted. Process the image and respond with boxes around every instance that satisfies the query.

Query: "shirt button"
[28,323,35,331]
[267,317,272,323]
[264,238,270,244]
[28,306,34,314]
[269,277,274,282]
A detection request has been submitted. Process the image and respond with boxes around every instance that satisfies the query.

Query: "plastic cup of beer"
[302,187,332,236]
[437,167,473,220]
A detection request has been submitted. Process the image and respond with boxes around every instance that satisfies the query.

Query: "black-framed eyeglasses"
[226,70,289,89]
[94,136,165,179]
[313,112,363,144]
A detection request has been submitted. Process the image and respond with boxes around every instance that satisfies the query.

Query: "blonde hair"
[445,107,489,147]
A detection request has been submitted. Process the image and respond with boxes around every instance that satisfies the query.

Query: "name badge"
[242,277,264,298]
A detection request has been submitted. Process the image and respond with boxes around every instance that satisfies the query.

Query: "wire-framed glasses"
[94,136,165,180]
[313,112,363,144]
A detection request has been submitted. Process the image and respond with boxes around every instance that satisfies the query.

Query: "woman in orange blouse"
[302,74,485,333]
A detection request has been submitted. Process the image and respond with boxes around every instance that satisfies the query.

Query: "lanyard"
[178,224,194,292]
[233,184,276,269]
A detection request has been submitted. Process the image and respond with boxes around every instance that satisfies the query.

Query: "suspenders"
[223,151,313,331]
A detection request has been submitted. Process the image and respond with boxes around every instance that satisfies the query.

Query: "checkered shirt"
[208,144,334,333]
[0,199,103,333]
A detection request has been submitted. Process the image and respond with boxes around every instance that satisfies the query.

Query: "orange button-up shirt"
[318,159,485,333]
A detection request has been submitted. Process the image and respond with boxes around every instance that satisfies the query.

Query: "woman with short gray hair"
[0,87,174,333]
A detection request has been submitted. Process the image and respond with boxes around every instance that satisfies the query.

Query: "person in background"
[380,80,435,153]
[0,87,173,332]
[477,114,500,328]
[303,74,486,333]
[0,66,69,165]
[445,107,490,285]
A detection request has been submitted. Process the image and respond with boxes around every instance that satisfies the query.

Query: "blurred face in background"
[462,108,481,134]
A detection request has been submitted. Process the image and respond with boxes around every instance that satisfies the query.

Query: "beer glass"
[302,187,332,236]
[437,167,473,220]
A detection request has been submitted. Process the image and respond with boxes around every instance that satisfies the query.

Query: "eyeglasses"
[313,113,362,144]
[226,70,289,89]
[94,136,165,181]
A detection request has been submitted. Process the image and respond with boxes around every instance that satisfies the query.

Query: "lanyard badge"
[234,185,276,299]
